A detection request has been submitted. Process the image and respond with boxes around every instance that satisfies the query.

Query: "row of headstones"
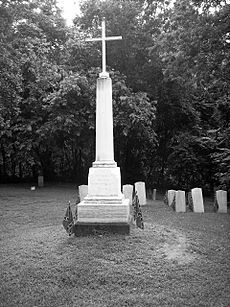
[78,181,150,205]
[166,188,227,213]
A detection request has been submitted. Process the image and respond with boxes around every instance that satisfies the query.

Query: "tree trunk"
[1,143,7,181]
[19,162,23,179]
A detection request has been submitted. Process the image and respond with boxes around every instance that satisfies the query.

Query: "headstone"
[134,182,146,206]
[167,190,177,206]
[76,19,130,233]
[38,175,44,187]
[215,190,227,213]
[191,188,204,213]
[78,185,88,201]
[153,189,156,201]
[175,190,186,212]
[122,184,133,206]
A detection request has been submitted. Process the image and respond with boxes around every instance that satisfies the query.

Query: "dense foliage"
[0,0,229,192]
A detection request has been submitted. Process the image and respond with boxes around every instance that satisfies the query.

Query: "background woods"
[0,0,229,193]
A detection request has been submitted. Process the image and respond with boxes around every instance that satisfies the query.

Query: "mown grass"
[0,184,229,307]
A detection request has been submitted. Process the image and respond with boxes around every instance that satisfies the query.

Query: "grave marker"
[134,182,146,206]
[215,190,227,213]
[175,190,186,213]
[191,188,204,213]
[122,185,133,207]
[167,190,177,206]
[38,175,44,187]
[78,185,88,201]
[153,188,156,201]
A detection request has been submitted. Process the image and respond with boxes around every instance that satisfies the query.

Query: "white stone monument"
[122,184,134,206]
[134,182,146,206]
[78,185,88,201]
[191,188,204,213]
[76,19,130,233]
[175,190,186,213]
[167,190,177,206]
[216,190,227,213]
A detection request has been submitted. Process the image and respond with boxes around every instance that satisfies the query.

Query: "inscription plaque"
[88,167,121,197]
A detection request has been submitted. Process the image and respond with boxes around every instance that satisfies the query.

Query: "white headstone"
[153,188,156,201]
[191,188,204,213]
[175,190,186,212]
[134,182,146,206]
[122,184,133,206]
[216,190,227,213]
[78,185,88,201]
[167,190,177,206]
[38,175,44,187]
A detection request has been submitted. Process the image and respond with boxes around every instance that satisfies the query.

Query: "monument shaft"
[77,75,130,224]
[95,77,114,162]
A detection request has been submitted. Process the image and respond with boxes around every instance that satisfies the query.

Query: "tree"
[1,0,229,192]
[0,0,68,181]
[150,0,230,191]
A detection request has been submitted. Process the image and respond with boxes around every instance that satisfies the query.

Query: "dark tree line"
[0,0,229,193]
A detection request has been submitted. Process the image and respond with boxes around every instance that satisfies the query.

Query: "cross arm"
[85,36,122,42]
[85,37,102,42]
[105,36,122,41]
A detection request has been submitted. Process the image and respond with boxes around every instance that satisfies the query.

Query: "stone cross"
[85,17,122,78]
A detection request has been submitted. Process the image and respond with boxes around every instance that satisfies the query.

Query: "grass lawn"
[0,184,229,307]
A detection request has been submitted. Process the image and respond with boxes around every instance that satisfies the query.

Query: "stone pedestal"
[75,76,130,233]
[77,167,130,224]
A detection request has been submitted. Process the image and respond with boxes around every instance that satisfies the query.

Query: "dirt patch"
[161,231,198,264]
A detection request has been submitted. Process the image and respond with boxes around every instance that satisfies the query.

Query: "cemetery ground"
[0,185,229,307]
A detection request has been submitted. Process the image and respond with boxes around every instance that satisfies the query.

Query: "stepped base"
[77,199,130,223]
[76,163,131,235]
[74,222,130,236]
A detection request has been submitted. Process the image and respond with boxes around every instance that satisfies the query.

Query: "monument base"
[75,198,130,236]
[75,162,131,235]
[77,199,130,223]
[74,222,130,236]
